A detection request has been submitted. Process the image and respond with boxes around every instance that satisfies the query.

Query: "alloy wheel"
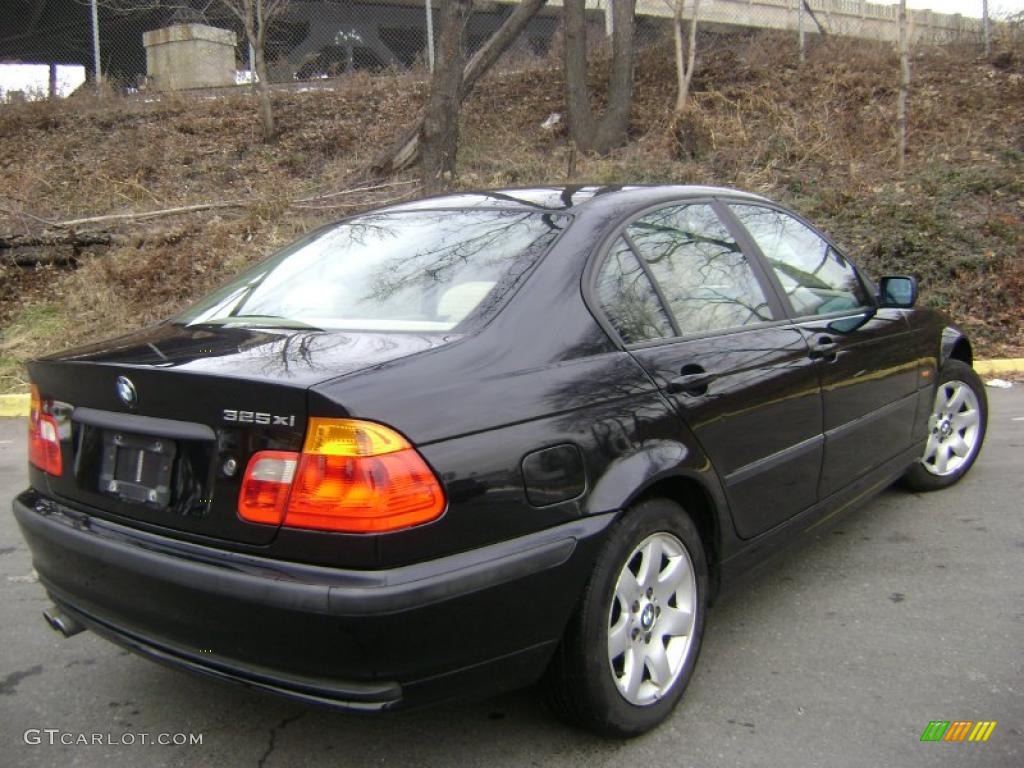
[922,379,982,476]
[607,532,697,706]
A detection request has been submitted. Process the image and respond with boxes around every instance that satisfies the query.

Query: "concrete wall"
[571,0,982,44]
[142,24,236,91]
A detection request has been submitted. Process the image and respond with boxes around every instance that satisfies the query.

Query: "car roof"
[377,185,772,214]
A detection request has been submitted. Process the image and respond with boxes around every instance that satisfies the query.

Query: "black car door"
[724,203,919,498]
[592,201,825,540]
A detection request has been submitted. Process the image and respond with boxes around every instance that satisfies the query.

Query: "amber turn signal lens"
[237,419,446,533]
[303,417,410,457]
[28,383,62,476]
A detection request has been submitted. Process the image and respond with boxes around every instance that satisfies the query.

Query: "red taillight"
[237,418,446,533]
[237,451,296,524]
[286,450,446,532]
[28,383,62,476]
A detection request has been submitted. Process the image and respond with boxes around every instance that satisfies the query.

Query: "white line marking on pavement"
[7,570,38,584]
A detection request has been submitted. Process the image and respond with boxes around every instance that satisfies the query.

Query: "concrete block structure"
[142,24,236,91]
[1,1,987,87]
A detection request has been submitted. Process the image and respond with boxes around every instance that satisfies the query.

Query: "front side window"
[595,238,674,344]
[730,205,870,317]
[627,204,773,335]
[175,210,566,332]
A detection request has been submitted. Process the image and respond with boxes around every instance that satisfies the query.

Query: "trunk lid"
[29,322,450,546]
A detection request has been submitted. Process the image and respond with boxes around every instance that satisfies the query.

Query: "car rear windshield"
[175,209,567,332]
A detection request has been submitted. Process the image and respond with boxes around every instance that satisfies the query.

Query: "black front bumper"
[13,490,614,711]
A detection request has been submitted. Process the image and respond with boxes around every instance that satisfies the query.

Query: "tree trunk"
[563,0,596,149]
[674,0,700,114]
[593,0,636,152]
[674,6,685,109]
[0,232,125,251]
[373,0,548,177]
[244,0,276,142]
[897,0,909,173]
[983,0,990,57]
[420,0,472,193]
[802,0,829,37]
[564,0,637,154]
[461,0,547,97]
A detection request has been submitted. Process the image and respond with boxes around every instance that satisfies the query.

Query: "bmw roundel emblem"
[115,376,138,408]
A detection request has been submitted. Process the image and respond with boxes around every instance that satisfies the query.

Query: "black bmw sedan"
[14,186,987,736]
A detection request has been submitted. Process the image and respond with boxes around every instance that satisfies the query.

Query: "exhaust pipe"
[43,608,85,638]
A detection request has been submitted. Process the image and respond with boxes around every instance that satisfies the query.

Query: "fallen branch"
[1,246,77,267]
[288,193,420,211]
[0,181,420,243]
[291,180,416,204]
[0,232,127,250]
[50,201,245,229]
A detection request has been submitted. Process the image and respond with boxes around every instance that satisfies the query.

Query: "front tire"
[903,359,987,492]
[545,498,708,737]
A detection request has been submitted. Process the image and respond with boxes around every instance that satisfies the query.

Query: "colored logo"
[115,376,138,408]
[920,720,997,742]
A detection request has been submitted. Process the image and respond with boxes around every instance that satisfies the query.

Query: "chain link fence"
[0,0,998,99]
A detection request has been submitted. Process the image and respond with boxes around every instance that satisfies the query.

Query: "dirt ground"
[1,33,1022,390]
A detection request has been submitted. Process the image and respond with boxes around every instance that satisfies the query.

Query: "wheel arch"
[588,461,724,603]
[585,440,729,601]
[633,476,722,601]
[941,326,973,367]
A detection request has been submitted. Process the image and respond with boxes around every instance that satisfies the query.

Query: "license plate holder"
[99,431,176,507]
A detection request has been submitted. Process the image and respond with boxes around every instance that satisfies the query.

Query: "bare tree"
[897,0,910,173]
[672,0,700,113]
[801,0,829,37]
[373,0,549,177]
[564,0,638,154]
[96,0,287,142]
[983,0,990,57]
[211,0,288,142]
[420,0,472,193]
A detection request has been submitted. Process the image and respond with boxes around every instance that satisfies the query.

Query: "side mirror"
[879,275,918,308]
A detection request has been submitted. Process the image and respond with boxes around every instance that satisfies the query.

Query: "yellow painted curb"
[0,393,30,418]
[974,359,1024,376]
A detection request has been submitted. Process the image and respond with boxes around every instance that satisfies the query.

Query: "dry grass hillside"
[1,31,1022,391]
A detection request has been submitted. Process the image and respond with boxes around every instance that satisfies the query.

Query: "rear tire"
[903,359,987,492]
[545,497,708,737]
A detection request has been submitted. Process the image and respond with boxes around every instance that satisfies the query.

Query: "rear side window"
[730,205,870,317]
[595,238,674,344]
[176,210,567,332]
[627,204,773,335]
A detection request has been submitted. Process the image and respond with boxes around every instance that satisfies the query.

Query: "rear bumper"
[13,489,614,711]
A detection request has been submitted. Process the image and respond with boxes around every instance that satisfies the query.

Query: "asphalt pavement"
[1,389,1021,768]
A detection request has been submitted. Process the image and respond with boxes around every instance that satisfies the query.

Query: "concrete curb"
[1,358,1022,418]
